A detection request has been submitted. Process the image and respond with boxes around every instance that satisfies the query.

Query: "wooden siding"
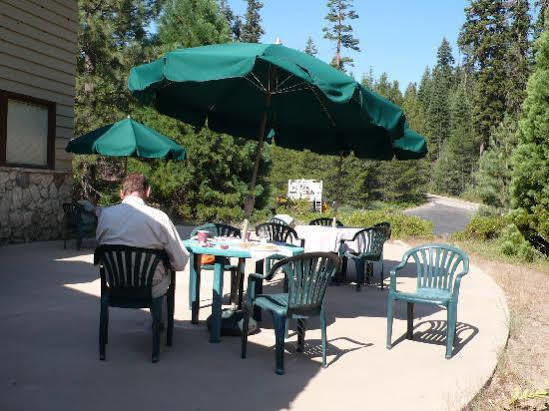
[0,1,77,171]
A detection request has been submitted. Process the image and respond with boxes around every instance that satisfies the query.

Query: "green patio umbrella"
[66,117,186,160]
[128,42,426,216]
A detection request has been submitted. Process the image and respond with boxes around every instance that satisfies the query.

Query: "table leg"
[237,257,245,309]
[190,253,201,324]
[253,259,264,321]
[210,256,224,343]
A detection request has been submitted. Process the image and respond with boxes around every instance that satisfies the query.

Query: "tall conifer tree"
[458,0,508,153]
[511,15,549,254]
[506,0,531,117]
[241,0,264,43]
[426,38,454,161]
[322,0,360,71]
[304,36,319,56]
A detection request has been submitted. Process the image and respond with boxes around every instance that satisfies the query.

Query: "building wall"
[0,0,77,243]
[0,0,77,171]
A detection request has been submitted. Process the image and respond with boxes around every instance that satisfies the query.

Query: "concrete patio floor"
[0,240,508,411]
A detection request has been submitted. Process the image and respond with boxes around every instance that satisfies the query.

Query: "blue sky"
[227,0,467,89]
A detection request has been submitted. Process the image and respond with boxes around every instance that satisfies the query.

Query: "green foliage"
[342,211,433,239]
[432,79,477,196]
[322,0,360,71]
[240,0,264,43]
[511,15,549,251]
[453,215,508,241]
[473,116,517,208]
[458,0,508,151]
[426,38,454,161]
[129,106,271,223]
[304,36,318,56]
[498,224,538,262]
[157,0,231,49]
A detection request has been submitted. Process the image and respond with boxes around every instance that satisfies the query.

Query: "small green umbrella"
[66,118,186,160]
[128,43,426,216]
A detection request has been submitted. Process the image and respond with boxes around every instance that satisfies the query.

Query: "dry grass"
[463,255,549,410]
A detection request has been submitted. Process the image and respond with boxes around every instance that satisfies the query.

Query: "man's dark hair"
[121,173,149,196]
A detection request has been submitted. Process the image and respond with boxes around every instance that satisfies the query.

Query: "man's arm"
[162,217,189,271]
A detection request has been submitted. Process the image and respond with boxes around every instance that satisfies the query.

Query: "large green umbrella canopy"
[128,42,426,215]
[66,118,186,160]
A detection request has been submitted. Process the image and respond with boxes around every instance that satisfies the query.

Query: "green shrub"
[497,224,538,262]
[458,215,509,240]
[342,210,433,239]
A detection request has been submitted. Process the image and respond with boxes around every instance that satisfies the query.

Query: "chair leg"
[241,307,250,359]
[386,297,394,350]
[99,300,108,360]
[354,259,365,291]
[407,302,414,340]
[151,298,163,363]
[167,289,175,347]
[366,261,373,285]
[273,313,286,375]
[320,309,327,368]
[230,269,237,305]
[380,258,384,290]
[237,269,244,309]
[296,319,306,352]
[446,304,457,359]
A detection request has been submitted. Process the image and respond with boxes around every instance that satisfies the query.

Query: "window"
[0,90,55,169]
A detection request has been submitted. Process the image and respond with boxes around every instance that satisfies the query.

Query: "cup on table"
[197,230,210,244]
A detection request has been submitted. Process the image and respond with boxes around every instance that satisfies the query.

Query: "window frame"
[0,90,56,169]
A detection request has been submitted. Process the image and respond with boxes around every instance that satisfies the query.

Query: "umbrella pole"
[244,66,275,219]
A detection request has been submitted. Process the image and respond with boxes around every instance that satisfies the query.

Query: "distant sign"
[287,179,323,202]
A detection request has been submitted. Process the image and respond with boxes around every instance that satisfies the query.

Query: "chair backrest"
[270,252,340,316]
[352,226,386,256]
[94,245,170,299]
[268,217,288,226]
[374,221,391,240]
[62,202,81,226]
[255,222,299,244]
[406,244,469,294]
[190,223,241,238]
[309,217,343,227]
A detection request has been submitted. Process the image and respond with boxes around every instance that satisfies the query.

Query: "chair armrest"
[389,255,411,291]
[451,271,468,300]
[246,272,268,305]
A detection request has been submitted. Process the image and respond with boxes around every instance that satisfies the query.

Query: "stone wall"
[0,168,73,244]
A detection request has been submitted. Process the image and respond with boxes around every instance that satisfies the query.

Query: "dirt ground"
[464,256,549,410]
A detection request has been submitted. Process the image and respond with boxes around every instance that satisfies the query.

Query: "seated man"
[96,173,188,298]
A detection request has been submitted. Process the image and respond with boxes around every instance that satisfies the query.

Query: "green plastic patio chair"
[94,245,176,363]
[386,244,470,359]
[62,202,97,250]
[189,223,244,310]
[241,252,340,375]
[338,225,387,290]
[309,217,344,227]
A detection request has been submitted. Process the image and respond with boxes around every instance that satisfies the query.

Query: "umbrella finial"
[274,37,283,45]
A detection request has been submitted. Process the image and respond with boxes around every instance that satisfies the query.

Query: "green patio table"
[183,239,304,343]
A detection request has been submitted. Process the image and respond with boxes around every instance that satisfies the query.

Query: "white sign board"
[287,179,323,202]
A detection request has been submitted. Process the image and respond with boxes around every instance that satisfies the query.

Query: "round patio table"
[183,239,304,343]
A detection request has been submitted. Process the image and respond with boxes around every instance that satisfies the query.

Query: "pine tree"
[533,0,549,41]
[473,116,517,208]
[426,38,455,161]
[158,0,231,48]
[458,0,508,153]
[505,0,531,117]
[218,0,242,40]
[241,0,264,43]
[417,66,432,110]
[304,36,318,56]
[322,0,360,71]
[511,16,549,254]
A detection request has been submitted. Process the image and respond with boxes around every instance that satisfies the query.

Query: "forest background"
[75,0,548,256]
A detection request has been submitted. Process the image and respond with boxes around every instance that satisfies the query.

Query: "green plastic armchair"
[241,252,340,375]
[386,244,470,359]
[188,223,243,313]
[94,245,175,363]
[309,217,344,227]
[338,225,387,290]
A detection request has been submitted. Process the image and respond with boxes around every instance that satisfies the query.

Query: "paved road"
[404,194,479,236]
